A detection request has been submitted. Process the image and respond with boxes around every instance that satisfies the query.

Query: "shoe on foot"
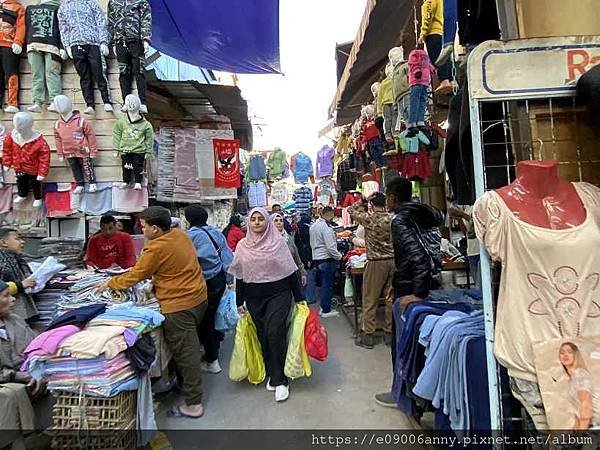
[384,332,393,347]
[266,378,276,392]
[134,182,142,190]
[355,333,375,349]
[32,199,43,208]
[73,186,84,194]
[88,183,97,193]
[104,103,114,112]
[200,360,222,374]
[275,385,289,402]
[4,105,19,114]
[375,392,396,408]
[319,309,339,318]
[13,195,26,204]
[435,79,454,95]
[27,104,42,113]
[47,101,59,113]
[84,106,95,115]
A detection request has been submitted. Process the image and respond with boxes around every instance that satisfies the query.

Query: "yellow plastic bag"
[244,313,266,384]
[284,303,312,379]
[228,313,249,381]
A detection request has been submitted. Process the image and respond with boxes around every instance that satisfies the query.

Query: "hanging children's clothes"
[292,152,314,183]
[55,112,98,187]
[392,61,410,128]
[267,148,287,179]
[362,119,386,169]
[314,178,336,206]
[401,150,432,181]
[270,181,289,205]
[247,181,267,208]
[247,155,267,181]
[407,49,435,128]
[399,129,431,154]
[293,185,312,215]
[361,180,379,199]
[341,192,362,207]
[377,77,396,141]
[336,158,357,193]
[316,145,335,178]
[0,0,25,108]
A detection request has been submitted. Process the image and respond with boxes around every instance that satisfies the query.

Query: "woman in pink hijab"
[229,207,305,402]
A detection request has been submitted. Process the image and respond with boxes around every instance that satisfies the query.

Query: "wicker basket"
[51,425,136,450]
[52,390,136,431]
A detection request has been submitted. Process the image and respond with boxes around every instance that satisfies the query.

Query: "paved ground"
[156,308,412,430]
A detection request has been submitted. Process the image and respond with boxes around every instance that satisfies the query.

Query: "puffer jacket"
[107,0,152,45]
[391,202,443,299]
[58,0,109,49]
[2,131,51,178]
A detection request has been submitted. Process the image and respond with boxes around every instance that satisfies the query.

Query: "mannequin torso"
[496,160,586,230]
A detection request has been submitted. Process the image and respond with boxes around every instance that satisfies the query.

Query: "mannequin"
[25,0,68,113]
[57,0,113,115]
[377,62,397,144]
[496,161,586,229]
[389,46,409,126]
[361,104,387,171]
[54,95,98,194]
[2,112,50,208]
[407,48,435,135]
[370,82,380,102]
[107,0,152,113]
[418,0,452,94]
[0,0,25,114]
[113,94,154,190]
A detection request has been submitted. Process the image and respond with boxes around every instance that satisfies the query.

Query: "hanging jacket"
[362,120,380,142]
[25,0,63,56]
[2,131,51,178]
[376,77,394,116]
[267,148,286,179]
[315,145,334,178]
[113,114,154,155]
[408,48,435,88]
[392,61,410,103]
[391,202,443,299]
[58,0,109,49]
[107,0,152,45]
[0,0,25,48]
[247,155,266,181]
[420,0,443,38]
[54,111,98,159]
[292,152,313,183]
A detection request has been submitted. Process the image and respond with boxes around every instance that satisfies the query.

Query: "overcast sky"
[237,0,365,156]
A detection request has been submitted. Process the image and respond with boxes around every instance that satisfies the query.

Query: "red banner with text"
[213,139,241,189]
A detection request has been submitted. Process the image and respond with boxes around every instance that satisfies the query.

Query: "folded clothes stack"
[37,237,84,267]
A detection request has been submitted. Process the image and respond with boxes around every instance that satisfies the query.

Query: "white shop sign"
[468,36,600,100]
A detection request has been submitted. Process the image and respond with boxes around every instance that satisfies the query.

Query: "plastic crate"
[52,390,136,431]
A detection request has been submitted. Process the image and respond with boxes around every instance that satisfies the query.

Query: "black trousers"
[0,46,19,106]
[121,153,145,184]
[67,157,96,185]
[116,40,147,104]
[198,271,226,363]
[246,289,292,387]
[425,34,452,81]
[71,44,111,107]
[16,173,43,200]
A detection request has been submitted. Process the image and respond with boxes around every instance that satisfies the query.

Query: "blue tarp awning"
[148,0,281,74]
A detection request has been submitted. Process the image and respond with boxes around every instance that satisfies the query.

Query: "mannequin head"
[388,47,405,66]
[124,94,141,113]
[54,95,73,117]
[13,112,34,135]
[364,104,375,119]
[385,62,393,78]
[371,82,380,99]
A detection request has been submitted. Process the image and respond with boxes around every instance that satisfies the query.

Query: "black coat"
[391,202,444,299]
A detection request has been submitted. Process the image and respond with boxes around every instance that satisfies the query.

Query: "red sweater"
[226,225,245,252]
[85,232,136,270]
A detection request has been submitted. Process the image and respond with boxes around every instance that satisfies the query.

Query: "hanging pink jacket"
[408,48,436,87]
[54,111,98,159]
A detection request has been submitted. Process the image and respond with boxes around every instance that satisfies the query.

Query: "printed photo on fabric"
[533,337,600,430]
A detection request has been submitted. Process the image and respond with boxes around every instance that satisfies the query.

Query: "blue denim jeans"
[315,260,337,313]
[408,84,428,127]
[303,268,317,304]
[368,138,387,168]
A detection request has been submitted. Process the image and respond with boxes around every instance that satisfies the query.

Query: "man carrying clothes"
[309,206,342,318]
[184,204,233,375]
[104,206,208,418]
[348,193,395,349]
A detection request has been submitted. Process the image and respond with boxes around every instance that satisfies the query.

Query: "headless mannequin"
[54,95,98,193]
[496,160,586,230]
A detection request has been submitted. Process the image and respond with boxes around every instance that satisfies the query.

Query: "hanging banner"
[213,139,241,189]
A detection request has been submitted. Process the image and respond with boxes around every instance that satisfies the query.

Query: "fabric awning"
[329,0,415,126]
[148,0,281,74]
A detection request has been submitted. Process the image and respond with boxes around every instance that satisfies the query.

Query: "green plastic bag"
[284,303,312,380]
[244,314,266,384]
[228,313,249,382]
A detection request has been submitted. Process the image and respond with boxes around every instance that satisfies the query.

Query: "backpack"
[411,219,443,275]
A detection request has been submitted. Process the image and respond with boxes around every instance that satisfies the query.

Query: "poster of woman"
[534,338,600,430]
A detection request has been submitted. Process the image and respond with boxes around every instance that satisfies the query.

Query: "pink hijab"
[228,207,298,283]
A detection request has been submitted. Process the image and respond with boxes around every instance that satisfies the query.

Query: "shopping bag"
[304,309,328,361]
[244,314,266,384]
[284,302,312,379]
[344,276,354,298]
[228,314,249,381]
[215,289,240,332]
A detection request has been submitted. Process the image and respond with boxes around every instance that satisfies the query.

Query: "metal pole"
[495,0,520,40]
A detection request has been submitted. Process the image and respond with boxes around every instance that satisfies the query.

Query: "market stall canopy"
[148,0,281,74]
[329,0,413,126]
[147,71,253,150]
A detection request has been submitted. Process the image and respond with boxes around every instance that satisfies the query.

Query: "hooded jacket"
[57,0,109,49]
[113,114,154,155]
[107,0,152,45]
[0,0,25,48]
[25,0,63,56]
[54,111,98,159]
[391,202,443,299]
[2,131,51,178]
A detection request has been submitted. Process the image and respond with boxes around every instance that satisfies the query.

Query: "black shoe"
[384,332,393,347]
[355,334,375,349]
[375,392,397,408]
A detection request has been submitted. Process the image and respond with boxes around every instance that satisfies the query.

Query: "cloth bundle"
[37,237,84,267]
[27,257,66,294]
